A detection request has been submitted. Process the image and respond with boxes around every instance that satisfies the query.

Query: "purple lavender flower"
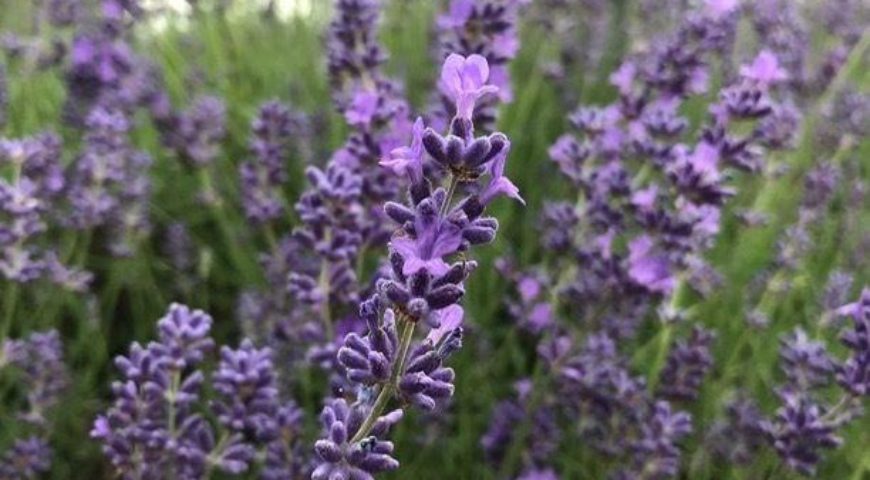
[65,107,131,230]
[312,398,401,480]
[65,31,135,121]
[321,0,415,255]
[261,401,308,479]
[46,0,82,27]
[707,395,765,465]
[439,53,499,121]
[658,326,715,401]
[380,117,425,186]
[2,330,69,426]
[326,0,386,100]
[823,271,854,314]
[313,52,521,476]
[0,133,91,287]
[0,179,46,283]
[505,270,554,334]
[338,300,399,385]
[614,401,692,479]
[398,326,461,411]
[164,222,196,276]
[760,390,842,476]
[0,330,68,479]
[92,303,223,478]
[172,95,226,167]
[779,328,835,390]
[749,0,810,90]
[739,50,789,89]
[539,201,579,252]
[626,235,675,295]
[0,437,52,479]
[837,288,870,396]
[434,0,523,130]
[481,379,560,468]
[212,340,280,440]
[0,133,65,201]
[239,100,302,224]
[481,397,525,464]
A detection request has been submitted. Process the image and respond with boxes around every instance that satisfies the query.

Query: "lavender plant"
[91,303,307,479]
[313,51,523,478]
[0,329,68,478]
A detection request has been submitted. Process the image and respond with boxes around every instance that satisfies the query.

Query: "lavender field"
[0,0,868,478]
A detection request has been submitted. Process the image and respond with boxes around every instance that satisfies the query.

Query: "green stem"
[646,279,688,390]
[498,359,550,477]
[441,175,458,216]
[349,382,395,444]
[1,283,18,341]
[319,227,334,339]
[205,432,231,478]
[819,393,854,424]
[198,169,256,284]
[647,323,675,392]
[350,317,416,444]
[167,370,182,438]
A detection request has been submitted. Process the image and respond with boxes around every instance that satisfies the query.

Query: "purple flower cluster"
[170,96,227,168]
[433,0,523,131]
[64,106,153,257]
[312,52,522,478]
[92,303,306,479]
[65,1,165,125]
[238,0,420,378]
[480,2,817,477]
[837,289,870,397]
[0,134,90,287]
[0,330,68,478]
[542,1,763,341]
[499,264,554,334]
[239,100,305,224]
[326,0,414,243]
[755,288,870,475]
[658,326,715,401]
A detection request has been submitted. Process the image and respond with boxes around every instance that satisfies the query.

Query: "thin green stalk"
[198,168,256,284]
[349,381,395,445]
[498,358,549,477]
[317,227,334,338]
[350,316,416,444]
[205,431,231,478]
[319,259,334,340]
[644,278,689,391]
[1,283,18,341]
[441,175,458,216]
[166,370,182,439]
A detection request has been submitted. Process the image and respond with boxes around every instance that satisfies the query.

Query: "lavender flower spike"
[312,398,402,480]
[314,51,521,477]
[837,288,870,396]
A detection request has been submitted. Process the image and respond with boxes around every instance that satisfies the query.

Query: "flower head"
[439,53,499,120]
[739,50,788,88]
